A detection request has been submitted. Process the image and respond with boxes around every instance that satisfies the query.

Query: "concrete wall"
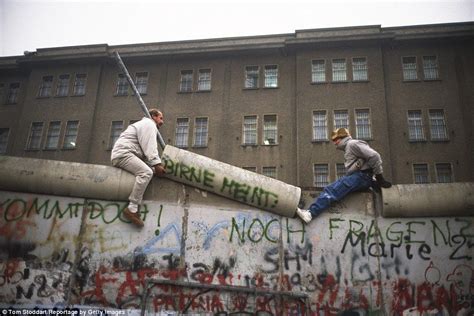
[1,178,473,315]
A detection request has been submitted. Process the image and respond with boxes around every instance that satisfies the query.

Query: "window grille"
[45,121,61,149]
[109,121,123,148]
[6,83,20,104]
[332,59,347,82]
[63,121,79,149]
[336,163,346,180]
[429,109,448,140]
[436,163,453,183]
[263,115,277,145]
[311,60,326,83]
[355,109,371,139]
[116,74,128,96]
[135,72,148,94]
[73,74,87,96]
[56,74,70,96]
[423,56,439,80]
[245,66,259,88]
[334,110,349,129]
[352,57,368,81]
[413,164,429,184]
[312,111,327,141]
[264,65,278,88]
[194,117,208,147]
[180,70,193,92]
[314,164,329,187]
[243,116,257,145]
[403,57,418,80]
[262,167,277,179]
[408,110,425,141]
[175,118,189,148]
[27,122,44,150]
[198,69,211,91]
[38,76,53,97]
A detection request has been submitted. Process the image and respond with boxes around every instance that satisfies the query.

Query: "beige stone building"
[1,22,473,189]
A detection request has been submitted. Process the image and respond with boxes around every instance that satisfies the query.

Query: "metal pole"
[113,51,166,149]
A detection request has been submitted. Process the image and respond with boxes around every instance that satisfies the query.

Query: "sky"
[0,0,473,57]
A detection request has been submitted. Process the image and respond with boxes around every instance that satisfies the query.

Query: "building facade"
[1,22,473,188]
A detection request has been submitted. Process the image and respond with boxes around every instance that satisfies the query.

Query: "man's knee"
[137,167,154,181]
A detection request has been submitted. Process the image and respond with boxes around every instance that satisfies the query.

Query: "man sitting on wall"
[111,108,166,228]
[296,128,392,223]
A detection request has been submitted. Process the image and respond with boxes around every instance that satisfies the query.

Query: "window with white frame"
[73,74,87,96]
[56,74,70,97]
[27,122,44,150]
[407,110,425,141]
[6,83,20,104]
[311,60,326,83]
[355,109,371,139]
[180,70,193,92]
[262,166,277,179]
[63,120,79,149]
[243,166,257,173]
[435,163,453,183]
[116,74,128,96]
[135,72,148,95]
[194,117,208,147]
[263,115,277,145]
[0,128,9,154]
[245,66,259,88]
[175,118,189,148]
[38,76,53,97]
[45,121,61,149]
[423,56,439,80]
[332,59,347,82]
[264,65,278,88]
[334,110,349,130]
[336,163,346,180]
[428,109,448,141]
[413,163,429,184]
[352,57,368,81]
[243,115,257,145]
[314,164,329,187]
[198,69,211,91]
[312,110,328,141]
[109,121,123,149]
[402,57,418,80]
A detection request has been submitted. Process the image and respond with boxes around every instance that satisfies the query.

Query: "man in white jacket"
[111,109,166,227]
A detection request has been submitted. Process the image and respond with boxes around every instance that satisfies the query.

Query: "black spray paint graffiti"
[330,218,474,261]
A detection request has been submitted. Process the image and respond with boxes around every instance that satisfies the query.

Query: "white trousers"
[112,154,154,205]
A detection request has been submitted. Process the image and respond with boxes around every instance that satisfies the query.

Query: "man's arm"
[137,119,161,166]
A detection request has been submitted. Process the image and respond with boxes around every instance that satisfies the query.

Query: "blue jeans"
[309,171,373,217]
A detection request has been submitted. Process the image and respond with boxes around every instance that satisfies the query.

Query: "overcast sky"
[1,0,473,57]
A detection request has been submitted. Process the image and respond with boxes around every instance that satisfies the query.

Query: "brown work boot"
[123,207,144,228]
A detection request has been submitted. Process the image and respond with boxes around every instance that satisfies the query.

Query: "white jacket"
[111,117,161,166]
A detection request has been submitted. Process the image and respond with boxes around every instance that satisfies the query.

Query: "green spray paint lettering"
[221,177,279,208]
[163,155,215,188]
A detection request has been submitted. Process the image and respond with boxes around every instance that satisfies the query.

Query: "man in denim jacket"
[296,128,392,223]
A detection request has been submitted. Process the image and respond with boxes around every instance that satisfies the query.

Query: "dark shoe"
[123,208,144,228]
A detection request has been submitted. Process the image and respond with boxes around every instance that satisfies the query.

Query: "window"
[413,164,429,184]
[263,115,277,145]
[45,121,61,149]
[402,57,418,80]
[429,109,448,141]
[194,117,208,147]
[180,70,193,92]
[116,74,128,96]
[336,163,346,180]
[352,57,368,81]
[264,65,278,88]
[245,66,259,88]
[262,167,277,179]
[198,69,211,91]
[135,72,148,95]
[6,83,20,104]
[312,110,328,141]
[0,128,9,154]
[311,60,326,83]
[109,121,123,149]
[243,115,257,145]
[314,164,329,187]
[175,118,189,148]
[38,76,53,97]
[423,56,439,80]
[243,167,257,172]
[27,122,44,150]
[334,110,349,130]
[56,74,70,97]
[73,74,87,96]
[63,120,79,149]
[436,163,453,183]
[332,59,347,82]
[355,109,371,140]
[408,110,425,141]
